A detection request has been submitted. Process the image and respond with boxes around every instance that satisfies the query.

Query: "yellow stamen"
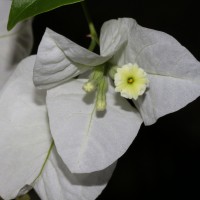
[127,77,134,84]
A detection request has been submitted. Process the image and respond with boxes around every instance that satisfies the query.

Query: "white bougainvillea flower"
[114,63,149,99]
[33,17,200,176]
[0,0,33,90]
[0,56,116,200]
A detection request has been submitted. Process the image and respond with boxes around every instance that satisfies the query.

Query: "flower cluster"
[0,4,200,199]
[82,61,149,111]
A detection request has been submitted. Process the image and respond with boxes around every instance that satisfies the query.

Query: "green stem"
[16,194,31,200]
[32,140,54,185]
[81,1,99,51]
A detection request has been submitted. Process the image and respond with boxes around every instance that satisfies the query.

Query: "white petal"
[34,147,116,200]
[0,56,51,199]
[46,79,143,173]
[33,29,111,90]
[133,75,200,125]
[0,0,33,90]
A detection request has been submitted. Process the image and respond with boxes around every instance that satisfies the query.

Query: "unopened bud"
[82,65,105,93]
[96,77,108,111]
[108,66,118,79]
[83,81,96,93]
[96,100,106,111]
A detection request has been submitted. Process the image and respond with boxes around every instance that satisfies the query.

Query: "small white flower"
[114,63,149,100]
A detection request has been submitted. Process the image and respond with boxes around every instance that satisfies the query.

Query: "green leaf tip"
[16,194,31,200]
[7,0,84,30]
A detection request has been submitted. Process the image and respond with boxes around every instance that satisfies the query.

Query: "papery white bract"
[0,2,117,198]
[0,56,116,200]
[33,17,200,176]
[0,0,33,90]
[34,147,116,200]
[0,1,34,198]
[0,56,51,199]
[101,18,200,125]
[33,28,111,89]
[46,78,142,173]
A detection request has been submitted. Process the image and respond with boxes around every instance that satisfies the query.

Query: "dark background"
[31,0,200,199]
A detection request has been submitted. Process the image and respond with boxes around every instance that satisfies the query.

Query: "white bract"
[0,0,33,90]
[0,56,116,200]
[0,56,51,200]
[34,146,116,200]
[0,2,115,199]
[33,17,200,176]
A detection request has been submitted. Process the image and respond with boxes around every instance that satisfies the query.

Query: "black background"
[31,0,200,199]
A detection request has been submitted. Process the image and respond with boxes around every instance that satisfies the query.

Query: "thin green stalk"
[16,194,31,200]
[32,140,54,185]
[81,1,99,51]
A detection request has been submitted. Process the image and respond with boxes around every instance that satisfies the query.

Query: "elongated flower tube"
[96,76,108,111]
[33,18,200,177]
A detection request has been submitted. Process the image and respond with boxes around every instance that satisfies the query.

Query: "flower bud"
[83,81,96,93]
[82,65,104,93]
[96,99,106,111]
[96,77,108,111]
[108,66,118,79]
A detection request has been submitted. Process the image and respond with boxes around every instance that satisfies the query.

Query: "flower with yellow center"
[114,63,149,100]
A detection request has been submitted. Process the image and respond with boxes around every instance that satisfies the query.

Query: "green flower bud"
[83,81,96,92]
[82,64,105,93]
[108,65,118,79]
[96,77,108,111]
